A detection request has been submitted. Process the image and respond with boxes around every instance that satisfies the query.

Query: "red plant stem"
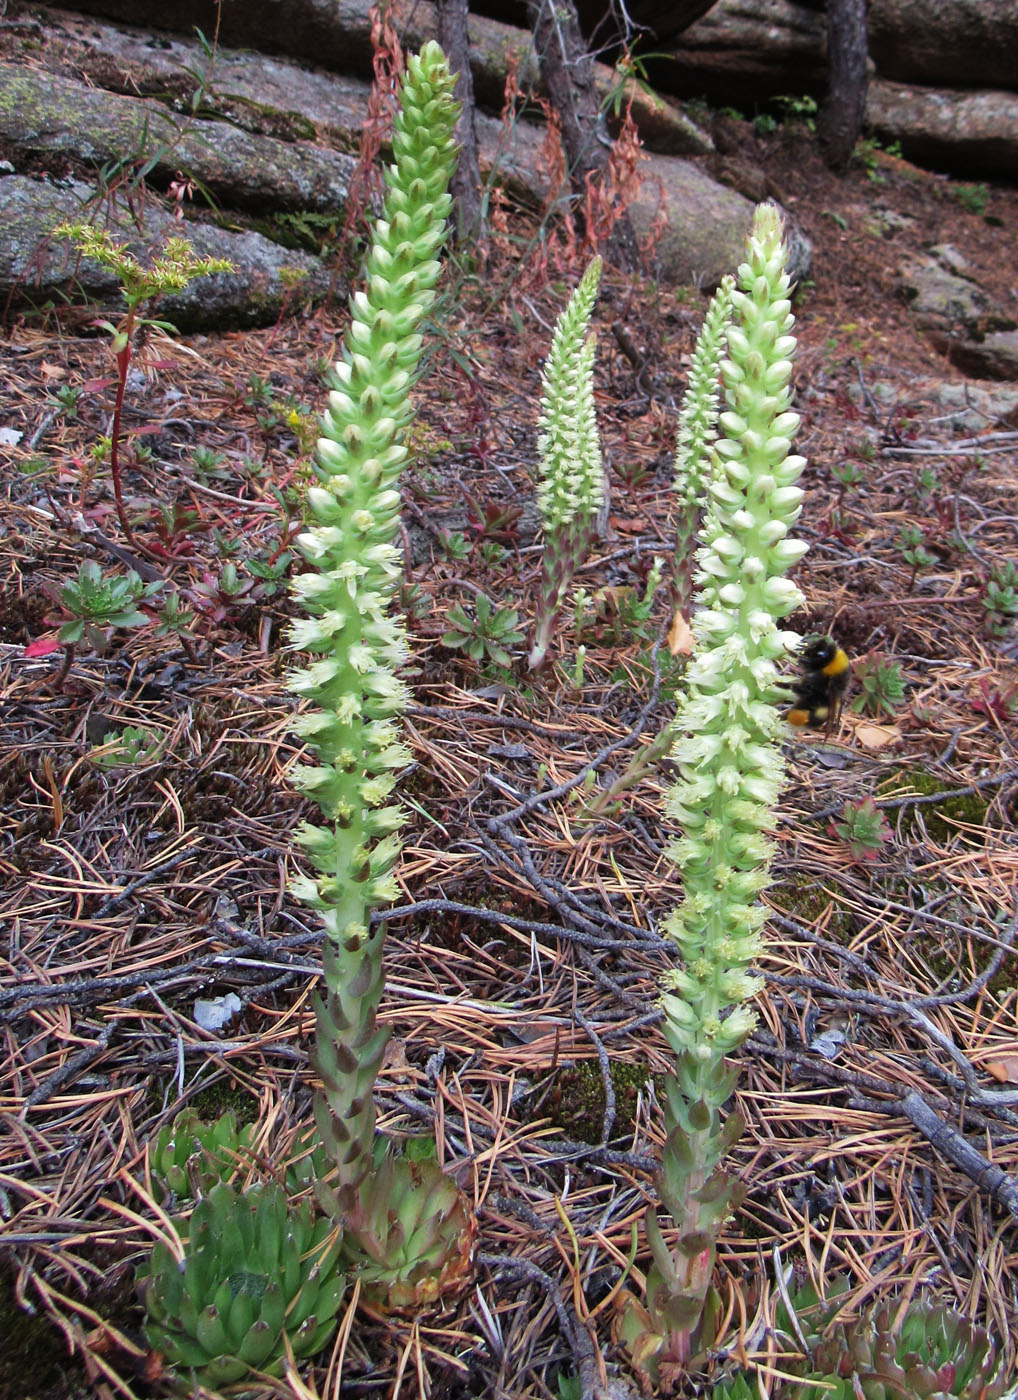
[265,520,302,567]
[54,644,76,690]
[110,342,139,547]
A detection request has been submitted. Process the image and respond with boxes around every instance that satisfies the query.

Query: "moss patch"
[544,1059,649,1145]
[878,766,989,844]
[770,876,855,942]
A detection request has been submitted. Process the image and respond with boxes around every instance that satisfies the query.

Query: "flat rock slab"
[848,375,1018,433]
[868,80,1018,181]
[898,250,1018,381]
[0,60,357,214]
[0,175,331,330]
[44,0,713,158]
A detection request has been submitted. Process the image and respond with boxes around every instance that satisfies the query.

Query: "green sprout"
[851,656,906,718]
[831,795,892,863]
[441,594,525,668]
[91,725,166,769]
[54,222,232,546]
[49,559,161,685]
[439,528,472,560]
[896,523,937,587]
[983,560,1018,637]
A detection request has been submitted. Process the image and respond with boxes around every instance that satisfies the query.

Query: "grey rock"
[661,0,828,105]
[866,80,1018,180]
[0,59,357,214]
[40,0,713,158]
[929,243,968,276]
[897,252,1018,381]
[0,174,330,330]
[8,7,810,299]
[663,0,1018,100]
[931,380,1018,430]
[868,0,1018,93]
[648,0,1018,179]
[847,375,1018,431]
[632,161,812,289]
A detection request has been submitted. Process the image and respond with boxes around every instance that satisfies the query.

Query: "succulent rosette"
[138,1181,344,1388]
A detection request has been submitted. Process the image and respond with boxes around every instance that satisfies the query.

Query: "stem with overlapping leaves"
[528,256,604,670]
[617,204,809,1391]
[287,42,472,1306]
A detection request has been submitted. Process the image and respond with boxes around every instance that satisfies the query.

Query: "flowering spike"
[287,42,459,1205]
[672,275,734,617]
[617,205,809,1389]
[528,257,604,670]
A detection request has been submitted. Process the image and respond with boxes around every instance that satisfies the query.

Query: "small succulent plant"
[54,559,160,648]
[714,1287,1005,1400]
[790,1297,1006,1400]
[441,593,525,668]
[150,1109,259,1203]
[326,1149,475,1312]
[830,794,893,863]
[137,1181,345,1388]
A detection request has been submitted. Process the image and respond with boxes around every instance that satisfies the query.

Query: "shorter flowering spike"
[672,276,734,618]
[528,257,604,671]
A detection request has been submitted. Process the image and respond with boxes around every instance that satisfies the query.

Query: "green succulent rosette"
[150,1109,258,1203]
[138,1181,345,1388]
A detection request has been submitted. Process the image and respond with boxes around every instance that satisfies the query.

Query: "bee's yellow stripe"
[822,647,850,678]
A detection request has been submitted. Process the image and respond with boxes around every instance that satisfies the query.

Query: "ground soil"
[1,120,1017,1399]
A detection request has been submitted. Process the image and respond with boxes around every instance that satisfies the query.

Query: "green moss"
[240,210,341,254]
[544,1059,650,1145]
[184,1078,259,1126]
[770,876,855,942]
[878,766,989,844]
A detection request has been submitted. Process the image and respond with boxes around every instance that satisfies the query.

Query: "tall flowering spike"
[616,204,809,1390]
[288,42,459,1206]
[528,256,604,670]
[672,275,734,617]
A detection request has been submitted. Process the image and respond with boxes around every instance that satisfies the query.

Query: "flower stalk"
[580,276,733,822]
[529,256,604,670]
[617,204,809,1390]
[672,275,734,617]
[286,44,472,1300]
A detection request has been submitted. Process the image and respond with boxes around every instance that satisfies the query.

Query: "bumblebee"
[786,635,851,729]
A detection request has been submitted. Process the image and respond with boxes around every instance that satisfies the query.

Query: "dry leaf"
[855,722,902,751]
[40,359,65,380]
[667,609,694,656]
[985,1056,1018,1084]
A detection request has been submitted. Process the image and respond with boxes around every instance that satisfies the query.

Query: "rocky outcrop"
[647,0,828,105]
[645,0,1018,179]
[897,246,1018,382]
[619,0,1018,97]
[0,6,811,328]
[33,0,712,159]
[0,61,358,214]
[867,82,1018,181]
[866,0,1018,93]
